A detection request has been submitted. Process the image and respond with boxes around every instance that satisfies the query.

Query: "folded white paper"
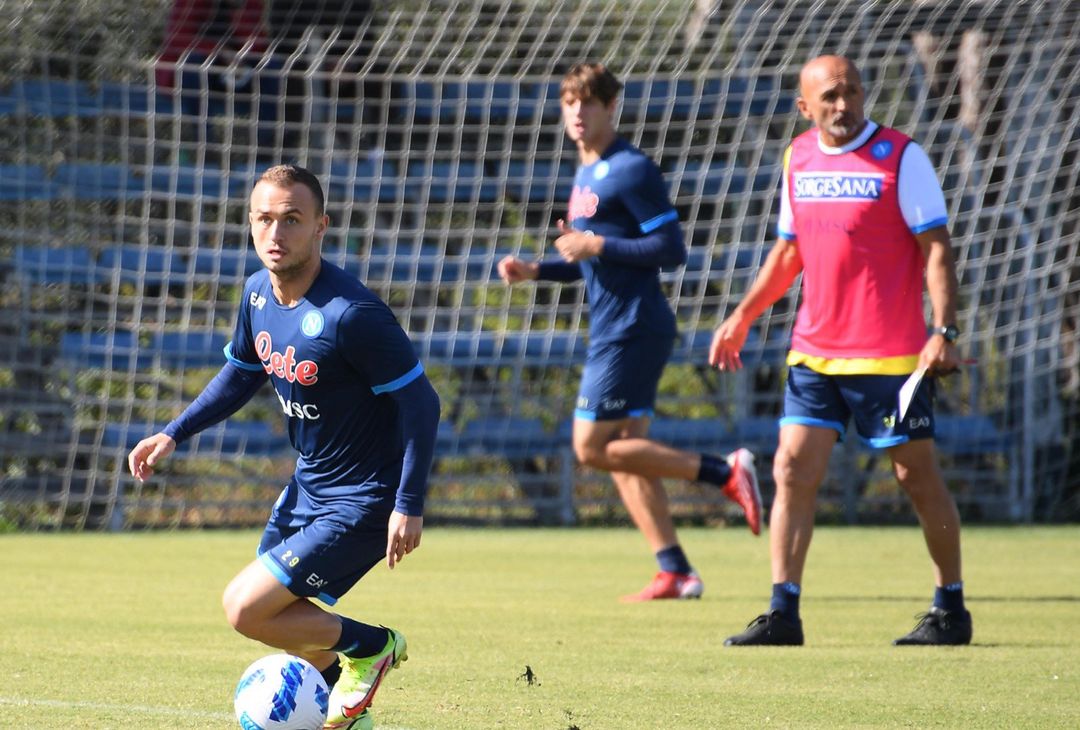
[897,366,927,422]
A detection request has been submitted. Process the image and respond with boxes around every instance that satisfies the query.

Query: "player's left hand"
[554,219,603,262]
[386,511,423,569]
[920,336,960,377]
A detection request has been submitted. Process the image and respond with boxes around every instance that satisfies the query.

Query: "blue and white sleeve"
[898,143,949,234]
[777,146,796,240]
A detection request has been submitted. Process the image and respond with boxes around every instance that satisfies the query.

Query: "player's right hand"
[127,432,176,482]
[709,316,750,372]
[497,255,538,284]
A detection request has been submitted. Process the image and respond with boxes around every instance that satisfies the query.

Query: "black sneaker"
[893,606,973,645]
[724,610,804,646]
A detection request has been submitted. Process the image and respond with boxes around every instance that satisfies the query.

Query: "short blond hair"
[257,164,325,215]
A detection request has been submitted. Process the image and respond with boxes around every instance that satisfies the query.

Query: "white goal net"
[2,0,1078,528]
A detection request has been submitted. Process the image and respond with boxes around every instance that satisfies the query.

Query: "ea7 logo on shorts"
[793,172,884,201]
[249,291,267,310]
[908,416,930,430]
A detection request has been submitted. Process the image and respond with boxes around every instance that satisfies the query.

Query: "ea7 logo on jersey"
[568,185,599,221]
[249,291,267,310]
[254,331,319,385]
[793,172,884,201]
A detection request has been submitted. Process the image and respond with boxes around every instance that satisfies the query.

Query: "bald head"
[796,55,866,147]
[799,55,861,96]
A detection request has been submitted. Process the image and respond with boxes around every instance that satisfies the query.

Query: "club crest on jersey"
[793,172,884,201]
[568,185,599,221]
[871,140,894,159]
[254,330,319,385]
[301,310,324,338]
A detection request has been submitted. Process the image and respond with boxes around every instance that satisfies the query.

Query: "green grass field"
[2,526,1077,729]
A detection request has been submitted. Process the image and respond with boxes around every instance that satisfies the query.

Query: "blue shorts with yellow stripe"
[781,364,935,448]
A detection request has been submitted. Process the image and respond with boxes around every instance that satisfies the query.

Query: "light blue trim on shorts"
[259,551,293,587]
[371,361,424,394]
[258,552,339,606]
[574,408,653,421]
[866,434,910,449]
[779,415,846,435]
[640,209,679,233]
[315,590,337,606]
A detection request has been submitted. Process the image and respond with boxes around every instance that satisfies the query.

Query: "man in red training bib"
[710,55,971,646]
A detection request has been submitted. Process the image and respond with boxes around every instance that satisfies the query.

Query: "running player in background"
[128,164,441,729]
[497,63,761,602]
[711,55,971,646]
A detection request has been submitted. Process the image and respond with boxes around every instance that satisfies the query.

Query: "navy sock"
[656,544,693,575]
[770,582,801,621]
[331,616,390,659]
[320,658,342,688]
[697,453,732,487]
[933,582,966,613]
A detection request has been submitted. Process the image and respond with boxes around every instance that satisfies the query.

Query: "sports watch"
[930,325,960,343]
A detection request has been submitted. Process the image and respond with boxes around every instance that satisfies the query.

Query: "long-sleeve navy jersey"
[165,260,440,519]
[538,137,686,346]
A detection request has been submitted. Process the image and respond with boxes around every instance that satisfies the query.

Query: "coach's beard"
[826,115,864,141]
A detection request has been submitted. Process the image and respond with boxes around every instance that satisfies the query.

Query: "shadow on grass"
[811,595,1080,603]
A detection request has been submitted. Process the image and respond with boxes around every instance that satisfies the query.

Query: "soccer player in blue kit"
[497,63,762,602]
[127,165,440,729]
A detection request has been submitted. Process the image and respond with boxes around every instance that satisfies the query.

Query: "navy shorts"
[780,364,936,448]
[256,483,394,606]
[575,336,674,422]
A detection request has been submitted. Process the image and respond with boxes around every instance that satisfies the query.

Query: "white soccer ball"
[234,654,330,730]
